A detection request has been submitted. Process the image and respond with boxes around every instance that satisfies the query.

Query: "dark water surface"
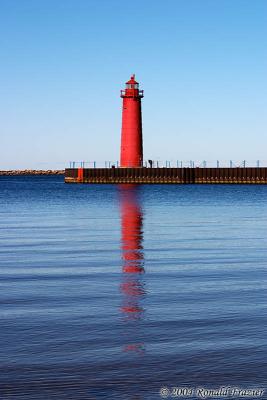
[0,176,266,399]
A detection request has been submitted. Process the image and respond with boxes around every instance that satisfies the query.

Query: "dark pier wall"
[65,168,267,184]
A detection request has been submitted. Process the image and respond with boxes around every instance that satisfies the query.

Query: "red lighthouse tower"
[120,75,144,167]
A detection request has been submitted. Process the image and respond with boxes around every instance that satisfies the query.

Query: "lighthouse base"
[65,168,267,184]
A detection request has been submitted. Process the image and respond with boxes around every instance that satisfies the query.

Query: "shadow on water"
[118,184,146,355]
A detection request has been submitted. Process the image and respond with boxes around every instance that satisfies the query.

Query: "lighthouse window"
[126,83,138,89]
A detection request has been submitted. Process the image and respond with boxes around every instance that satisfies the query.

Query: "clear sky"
[1,0,266,169]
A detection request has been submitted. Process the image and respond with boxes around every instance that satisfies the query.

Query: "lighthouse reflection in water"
[119,184,146,355]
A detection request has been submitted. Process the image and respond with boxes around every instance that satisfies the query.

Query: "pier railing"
[69,160,267,169]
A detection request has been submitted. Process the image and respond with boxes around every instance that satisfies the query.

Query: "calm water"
[0,176,266,400]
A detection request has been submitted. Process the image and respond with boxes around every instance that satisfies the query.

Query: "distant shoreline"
[0,170,64,176]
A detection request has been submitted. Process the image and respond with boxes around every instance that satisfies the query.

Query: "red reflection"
[124,343,145,355]
[119,184,145,331]
[120,184,144,274]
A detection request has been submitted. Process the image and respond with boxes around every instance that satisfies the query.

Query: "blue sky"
[1,0,266,169]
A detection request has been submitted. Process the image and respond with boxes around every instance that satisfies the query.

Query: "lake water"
[0,176,266,399]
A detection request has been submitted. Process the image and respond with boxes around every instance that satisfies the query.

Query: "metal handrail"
[120,90,144,98]
[68,160,267,169]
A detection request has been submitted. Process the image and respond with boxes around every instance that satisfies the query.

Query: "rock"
[0,170,64,176]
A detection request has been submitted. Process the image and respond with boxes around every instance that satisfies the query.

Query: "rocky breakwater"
[0,170,64,176]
